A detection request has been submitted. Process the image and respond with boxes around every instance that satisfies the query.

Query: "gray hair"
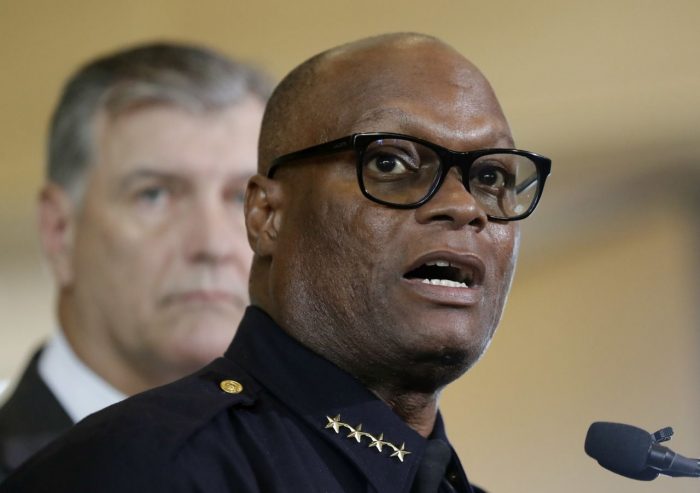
[48,41,273,197]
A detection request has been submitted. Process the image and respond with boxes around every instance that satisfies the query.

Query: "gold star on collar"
[325,414,342,433]
[389,442,411,462]
[347,423,366,442]
[323,415,411,463]
[368,433,386,452]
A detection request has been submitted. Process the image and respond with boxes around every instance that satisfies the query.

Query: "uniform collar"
[225,306,474,493]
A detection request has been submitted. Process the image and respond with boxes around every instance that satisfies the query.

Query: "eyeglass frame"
[267,132,552,221]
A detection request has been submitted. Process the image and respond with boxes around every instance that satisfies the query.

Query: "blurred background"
[1,0,698,491]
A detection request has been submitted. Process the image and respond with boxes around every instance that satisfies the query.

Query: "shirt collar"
[226,306,470,492]
[38,330,126,423]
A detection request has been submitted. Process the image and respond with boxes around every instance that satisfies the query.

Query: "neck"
[373,387,441,437]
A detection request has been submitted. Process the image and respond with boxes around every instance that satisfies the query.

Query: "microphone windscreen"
[584,422,659,480]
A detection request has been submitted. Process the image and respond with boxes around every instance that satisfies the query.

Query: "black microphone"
[585,421,700,480]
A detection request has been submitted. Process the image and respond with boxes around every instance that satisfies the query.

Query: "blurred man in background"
[0,41,271,478]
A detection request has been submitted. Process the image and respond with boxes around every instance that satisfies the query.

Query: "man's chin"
[160,316,243,366]
[405,347,475,391]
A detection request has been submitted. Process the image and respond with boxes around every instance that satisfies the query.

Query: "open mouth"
[403,259,476,288]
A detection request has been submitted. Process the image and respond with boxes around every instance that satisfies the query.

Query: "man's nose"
[185,197,248,265]
[414,167,488,231]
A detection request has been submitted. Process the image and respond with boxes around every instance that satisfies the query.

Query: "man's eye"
[472,165,512,189]
[223,183,248,207]
[365,153,415,175]
[477,167,505,186]
[230,188,246,206]
[136,186,169,203]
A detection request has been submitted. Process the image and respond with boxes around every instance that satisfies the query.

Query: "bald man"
[1,33,551,493]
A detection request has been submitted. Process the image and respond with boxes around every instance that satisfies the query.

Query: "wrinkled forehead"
[307,41,511,147]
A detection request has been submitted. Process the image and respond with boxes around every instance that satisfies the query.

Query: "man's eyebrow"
[114,169,184,195]
[118,169,178,185]
[115,168,254,192]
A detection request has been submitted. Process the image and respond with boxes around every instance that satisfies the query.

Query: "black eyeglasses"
[268,132,552,221]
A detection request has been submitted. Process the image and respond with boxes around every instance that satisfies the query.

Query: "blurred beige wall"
[1,1,698,491]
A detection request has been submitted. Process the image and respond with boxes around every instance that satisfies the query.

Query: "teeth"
[426,260,451,267]
[421,278,468,288]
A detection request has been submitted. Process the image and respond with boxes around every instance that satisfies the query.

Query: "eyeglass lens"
[360,137,540,218]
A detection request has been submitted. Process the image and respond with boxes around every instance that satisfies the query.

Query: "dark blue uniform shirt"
[1,307,485,492]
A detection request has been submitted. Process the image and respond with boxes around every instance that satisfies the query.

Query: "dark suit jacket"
[1,308,485,492]
[0,348,72,481]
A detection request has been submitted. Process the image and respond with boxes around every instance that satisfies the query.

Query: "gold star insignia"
[325,415,342,433]
[390,442,411,462]
[368,433,385,452]
[322,415,410,464]
[347,424,364,442]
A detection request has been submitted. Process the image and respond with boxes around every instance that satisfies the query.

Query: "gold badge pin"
[220,379,244,394]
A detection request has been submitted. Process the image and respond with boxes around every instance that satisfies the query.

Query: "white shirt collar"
[38,330,126,423]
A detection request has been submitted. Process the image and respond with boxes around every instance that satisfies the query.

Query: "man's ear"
[38,183,77,287]
[244,174,284,257]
